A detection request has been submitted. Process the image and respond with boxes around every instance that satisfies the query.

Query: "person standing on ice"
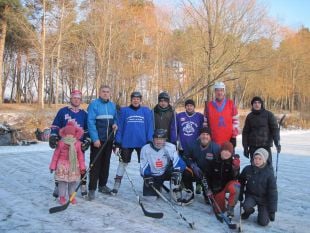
[242,96,281,165]
[87,85,118,200]
[203,82,239,148]
[239,148,278,226]
[49,122,86,205]
[152,91,176,143]
[111,91,154,195]
[49,90,90,198]
[140,129,194,205]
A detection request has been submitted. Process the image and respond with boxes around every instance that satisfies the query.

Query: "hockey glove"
[232,155,240,170]
[206,189,213,199]
[190,163,203,180]
[50,169,54,174]
[171,171,182,186]
[80,169,86,175]
[81,138,91,152]
[49,135,59,149]
[269,212,275,221]
[276,144,281,153]
[144,177,154,187]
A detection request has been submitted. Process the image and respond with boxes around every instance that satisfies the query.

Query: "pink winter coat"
[49,140,86,182]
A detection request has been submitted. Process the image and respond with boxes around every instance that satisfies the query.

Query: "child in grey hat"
[238,148,278,226]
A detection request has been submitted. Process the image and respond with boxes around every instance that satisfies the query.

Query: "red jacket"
[204,99,239,145]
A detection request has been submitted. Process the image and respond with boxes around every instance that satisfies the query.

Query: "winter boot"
[241,207,255,219]
[59,196,66,205]
[88,190,95,201]
[98,185,112,194]
[71,197,77,205]
[81,184,88,197]
[227,205,235,218]
[180,189,194,206]
[171,187,182,204]
[195,183,202,195]
[111,176,122,195]
[53,184,59,198]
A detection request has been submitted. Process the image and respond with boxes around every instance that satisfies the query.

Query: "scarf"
[63,136,77,172]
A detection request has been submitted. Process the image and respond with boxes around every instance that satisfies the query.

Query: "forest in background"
[0,0,309,124]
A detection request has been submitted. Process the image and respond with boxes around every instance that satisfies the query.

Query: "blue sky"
[154,0,310,30]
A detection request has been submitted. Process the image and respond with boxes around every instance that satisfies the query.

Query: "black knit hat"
[185,99,195,107]
[200,127,211,135]
[251,96,263,106]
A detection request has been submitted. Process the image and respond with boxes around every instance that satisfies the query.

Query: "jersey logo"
[218,116,226,127]
[155,159,163,168]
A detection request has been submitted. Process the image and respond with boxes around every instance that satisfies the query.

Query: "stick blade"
[228,223,238,229]
[139,202,163,219]
[49,201,70,214]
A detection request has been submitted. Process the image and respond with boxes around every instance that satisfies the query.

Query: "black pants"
[120,148,141,163]
[182,167,201,192]
[249,146,273,165]
[143,170,172,196]
[88,140,113,191]
[243,195,270,226]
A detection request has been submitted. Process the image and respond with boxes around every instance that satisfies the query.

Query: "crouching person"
[140,129,192,205]
[205,141,240,218]
[239,148,278,226]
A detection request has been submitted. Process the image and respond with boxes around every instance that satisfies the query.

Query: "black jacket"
[242,108,279,148]
[153,104,175,142]
[205,155,240,194]
[239,165,278,212]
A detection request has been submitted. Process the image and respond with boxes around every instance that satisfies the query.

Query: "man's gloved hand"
[190,163,203,180]
[49,135,59,149]
[243,147,249,158]
[276,144,281,153]
[81,138,91,152]
[206,188,213,198]
[269,212,275,221]
[144,177,154,187]
[80,169,86,175]
[50,169,54,174]
[230,137,237,147]
[171,170,182,186]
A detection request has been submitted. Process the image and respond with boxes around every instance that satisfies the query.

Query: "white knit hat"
[254,148,269,164]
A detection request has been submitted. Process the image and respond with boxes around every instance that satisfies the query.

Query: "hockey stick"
[209,196,237,230]
[238,201,242,232]
[276,114,286,181]
[116,152,163,219]
[49,131,114,214]
[151,185,195,229]
[123,169,163,219]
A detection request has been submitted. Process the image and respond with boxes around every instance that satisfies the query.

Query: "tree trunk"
[38,0,46,109]
[0,5,9,104]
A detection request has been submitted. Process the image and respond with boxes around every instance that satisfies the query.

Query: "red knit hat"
[220,141,234,154]
[59,121,84,139]
[70,90,82,99]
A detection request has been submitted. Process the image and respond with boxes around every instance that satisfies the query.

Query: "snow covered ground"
[0,130,309,233]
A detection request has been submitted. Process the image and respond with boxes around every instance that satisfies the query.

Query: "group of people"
[48,82,281,227]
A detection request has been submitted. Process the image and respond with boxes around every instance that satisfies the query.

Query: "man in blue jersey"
[49,90,90,198]
[87,85,118,200]
[111,91,154,195]
[171,99,204,155]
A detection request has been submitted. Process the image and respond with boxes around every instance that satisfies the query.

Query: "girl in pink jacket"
[49,121,86,205]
